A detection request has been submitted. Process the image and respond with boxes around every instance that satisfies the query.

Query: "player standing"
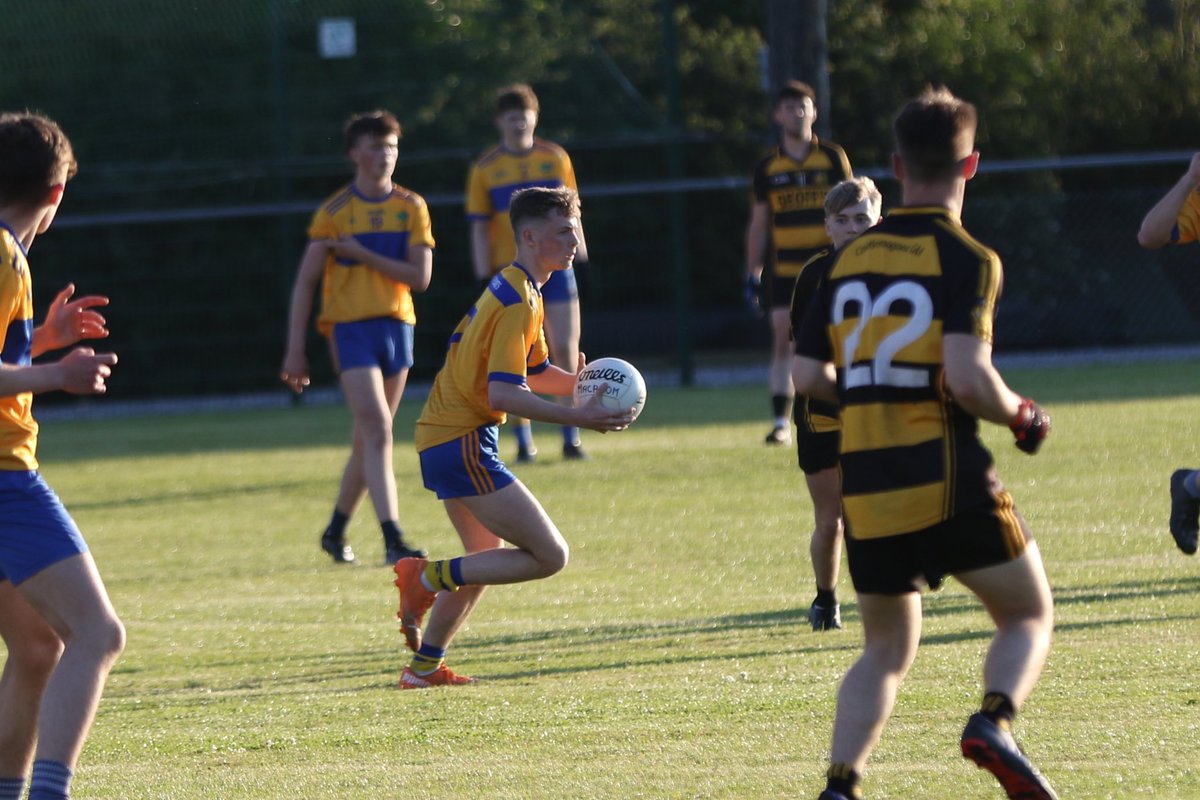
[393,187,631,688]
[789,177,882,632]
[281,110,431,565]
[793,88,1058,800]
[746,80,852,446]
[1136,152,1200,554]
[467,84,590,463]
[0,111,125,800]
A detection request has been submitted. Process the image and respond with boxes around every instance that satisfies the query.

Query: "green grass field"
[13,360,1200,799]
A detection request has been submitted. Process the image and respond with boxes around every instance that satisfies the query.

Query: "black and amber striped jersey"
[790,248,839,434]
[751,137,852,280]
[794,207,1003,539]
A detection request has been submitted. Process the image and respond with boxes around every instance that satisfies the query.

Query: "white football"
[573,357,647,419]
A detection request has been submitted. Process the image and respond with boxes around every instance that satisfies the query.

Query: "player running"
[393,187,631,688]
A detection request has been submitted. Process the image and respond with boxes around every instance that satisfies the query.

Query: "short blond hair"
[824,176,882,219]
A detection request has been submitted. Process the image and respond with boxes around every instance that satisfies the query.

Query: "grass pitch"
[16,360,1200,798]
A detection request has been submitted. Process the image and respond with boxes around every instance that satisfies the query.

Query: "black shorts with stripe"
[844,492,1031,595]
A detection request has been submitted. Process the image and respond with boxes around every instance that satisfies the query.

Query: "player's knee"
[535,539,569,577]
[9,626,63,678]
[72,613,125,666]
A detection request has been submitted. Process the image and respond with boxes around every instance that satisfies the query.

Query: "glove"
[744,274,764,318]
[1009,397,1050,454]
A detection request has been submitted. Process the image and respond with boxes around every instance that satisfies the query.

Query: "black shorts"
[797,428,838,474]
[844,495,1031,595]
[794,395,840,474]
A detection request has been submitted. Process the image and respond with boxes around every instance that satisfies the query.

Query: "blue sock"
[561,426,580,446]
[1186,471,1200,499]
[514,424,533,450]
[0,777,25,800]
[29,759,72,800]
[410,642,447,675]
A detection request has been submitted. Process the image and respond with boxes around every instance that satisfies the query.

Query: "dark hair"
[0,111,77,209]
[343,110,401,152]
[893,86,978,182]
[509,186,579,234]
[496,83,539,115]
[776,79,816,106]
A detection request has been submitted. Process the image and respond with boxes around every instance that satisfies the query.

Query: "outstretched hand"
[40,283,110,352]
[58,347,117,395]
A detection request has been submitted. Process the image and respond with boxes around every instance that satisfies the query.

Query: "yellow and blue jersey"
[415,263,551,451]
[1173,188,1200,245]
[795,207,1004,539]
[752,137,853,279]
[309,183,435,336]
[466,139,577,273]
[0,224,38,471]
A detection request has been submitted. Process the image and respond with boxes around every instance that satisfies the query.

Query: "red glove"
[1009,397,1050,454]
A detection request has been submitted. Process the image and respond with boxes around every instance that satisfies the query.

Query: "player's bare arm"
[470,219,493,281]
[488,380,630,432]
[745,202,769,284]
[0,348,116,397]
[791,354,838,404]
[280,241,326,393]
[944,333,1050,454]
[31,283,109,357]
[329,238,432,291]
[1138,152,1200,249]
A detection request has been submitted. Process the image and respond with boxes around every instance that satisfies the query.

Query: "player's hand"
[576,385,636,433]
[57,347,117,395]
[280,353,310,394]
[1009,397,1050,454]
[329,235,370,261]
[744,274,764,318]
[41,284,109,350]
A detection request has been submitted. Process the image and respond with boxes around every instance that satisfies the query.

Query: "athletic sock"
[824,763,862,799]
[561,426,581,447]
[421,558,464,592]
[410,643,447,675]
[980,691,1016,729]
[380,520,405,549]
[0,777,25,800]
[325,508,350,538]
[29,759,71,800]
[815,587,837,606]
[771,394,792,425]
[1185,470,1200,498]
[514,423,534,451]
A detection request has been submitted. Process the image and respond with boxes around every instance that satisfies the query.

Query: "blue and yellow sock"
[29,759,72,800]
[410,643,447,676]
[0,777,25,800]
[421,557,465,593]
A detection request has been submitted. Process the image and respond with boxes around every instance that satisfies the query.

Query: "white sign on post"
[318,18,356,59]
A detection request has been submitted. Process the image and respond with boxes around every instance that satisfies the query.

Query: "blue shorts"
[0,471,88,585]
[331,318,414,378]
[541,268,578,304]
[419,425,517,500]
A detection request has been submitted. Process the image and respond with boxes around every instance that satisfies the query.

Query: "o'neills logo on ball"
[580,367,628,384]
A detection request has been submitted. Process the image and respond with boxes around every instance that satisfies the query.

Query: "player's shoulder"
[389,183,427,208]
[532,138,570,159]
[316,184,355,216]
[473,144,507,169]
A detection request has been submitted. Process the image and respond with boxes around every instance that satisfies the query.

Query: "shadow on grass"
[102,574,1200,701]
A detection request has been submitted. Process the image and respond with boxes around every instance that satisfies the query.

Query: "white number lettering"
[831,280,934,389]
